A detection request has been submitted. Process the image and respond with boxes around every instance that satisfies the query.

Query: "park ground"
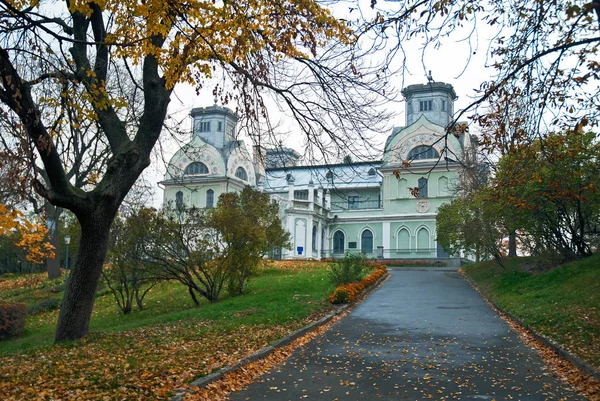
[0,255,598,400]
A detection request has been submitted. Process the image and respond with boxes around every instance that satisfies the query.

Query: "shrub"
[328,253,367,286]
[0,301,27,340]
[329,262,387,304]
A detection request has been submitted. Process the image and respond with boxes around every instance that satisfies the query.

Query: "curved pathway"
[229,268,584,400]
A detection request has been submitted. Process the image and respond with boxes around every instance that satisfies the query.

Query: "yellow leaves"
[0,204,23,236]
[0,204,55,264]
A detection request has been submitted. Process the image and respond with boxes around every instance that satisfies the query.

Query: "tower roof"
[401,82,457,100]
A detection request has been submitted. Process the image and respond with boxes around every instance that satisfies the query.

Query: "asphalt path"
[229,269,584,400]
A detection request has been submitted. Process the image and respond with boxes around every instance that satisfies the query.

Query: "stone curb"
[171,271,390,401]
[460,271,600,383]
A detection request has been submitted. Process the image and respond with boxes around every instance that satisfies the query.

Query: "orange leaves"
[0,205,22,236]
[0,204,55,264]
[329,262,387,304]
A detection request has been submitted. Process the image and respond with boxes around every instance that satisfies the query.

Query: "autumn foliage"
[0,204,55,264]
[329,262,387,304]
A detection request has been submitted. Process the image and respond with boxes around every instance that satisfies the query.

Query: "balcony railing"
[330,200,382,210]
[320,248,440,259]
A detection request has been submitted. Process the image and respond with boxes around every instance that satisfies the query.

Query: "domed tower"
[402,80,457,127]
[190,104,238,149]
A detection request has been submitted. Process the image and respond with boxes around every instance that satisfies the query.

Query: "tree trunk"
[54,210,114,342]
[47,234,62,279]
[45,203,63,280]
[508,231,517,257]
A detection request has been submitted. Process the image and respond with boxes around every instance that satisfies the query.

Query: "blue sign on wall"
[297,246,303,255]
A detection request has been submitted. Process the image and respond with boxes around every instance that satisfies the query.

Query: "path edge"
[171,270,390,400]
[460,270,600,382]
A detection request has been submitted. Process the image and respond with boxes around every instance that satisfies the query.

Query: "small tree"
[102,209,161,314]
[436,190,503,262]
[208,186,290,296]
[144,208,226,304]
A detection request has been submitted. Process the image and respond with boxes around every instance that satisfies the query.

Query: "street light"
[64,235,71,279]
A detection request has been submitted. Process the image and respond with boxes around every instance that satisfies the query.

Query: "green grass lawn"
[0,262,339,400]
[462,252,600,369]
[0,264,336,354]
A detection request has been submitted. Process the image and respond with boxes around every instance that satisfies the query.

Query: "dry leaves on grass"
[0,272,47,293]
[0,322,295,400]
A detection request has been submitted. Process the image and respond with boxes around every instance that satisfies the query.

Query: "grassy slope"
[0,263,338,400]
[462,253,600,369]
[0,264,335,353]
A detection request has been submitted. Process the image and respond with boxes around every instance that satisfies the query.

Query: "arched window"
[235,167,248,181]
[312,225,317,251]
[361,229,373,253]
[333,231,345,254]
[184,162,209,175]
[418,177,428,198]
[321,227,326,252]
[408,145,440,161]
[175,191,184,211]
[206,189,214,208]
[417,227,430,251]
[397,228,410,253]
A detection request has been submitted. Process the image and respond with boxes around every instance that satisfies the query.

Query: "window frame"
[184,162,209,176]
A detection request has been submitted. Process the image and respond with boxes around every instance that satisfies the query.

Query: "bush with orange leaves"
[329,262,387,304]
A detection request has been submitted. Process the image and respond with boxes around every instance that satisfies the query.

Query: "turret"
[402,81,457,127]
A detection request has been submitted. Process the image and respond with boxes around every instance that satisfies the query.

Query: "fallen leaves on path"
[462,272,600,401]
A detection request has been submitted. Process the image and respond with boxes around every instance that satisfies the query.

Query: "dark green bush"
[0,301,27,340]
[328,253,367,286]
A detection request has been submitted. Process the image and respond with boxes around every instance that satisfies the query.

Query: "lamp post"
[64,235,71,279]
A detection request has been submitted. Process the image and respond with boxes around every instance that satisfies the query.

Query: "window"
[348,195,359,209]
[294,190,308,200]
[333,231,345,254]
[312,225,317,251]
[418,177,428,198]
[417,227,430,251]
[419,100,433,111]
[184,162,209,175]
[195,121,211,133]
[175,191,184,211]
[368,167,376,176]
[235,167,247,181]
[441,100,446,112]
[206,189,214,208]
[408,145,440,160]
[397,228,410,253]
[321,228,326,251]
[361,230,373,253]
[217,121,223,132]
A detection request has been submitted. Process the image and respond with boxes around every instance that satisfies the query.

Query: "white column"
[325,190,331,210]
[306,216,313,257]
[317,220,322,260]
[317,188,324,208]
[383,221,391,259]
[308,181,314,211]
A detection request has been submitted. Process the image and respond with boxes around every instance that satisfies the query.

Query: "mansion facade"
[160,81,473,260]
